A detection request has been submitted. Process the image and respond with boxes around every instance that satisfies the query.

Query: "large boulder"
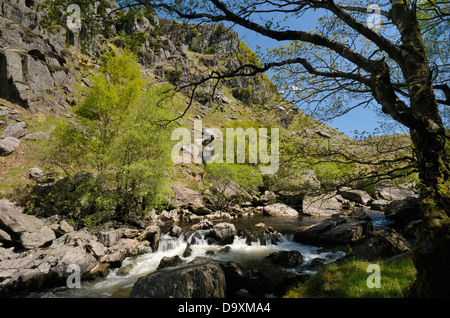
[294,216,372,246]
[302,192,343,216]
[385,197,421,223]
[1,121,28,139]
[0,200,43,235]
[172,186,207,214]
[267,250,304,267]
[339,189,373,206]
[377,187,418,201]
[20,226,55,249]
[209,222,237,245]
[263,203,299,217]
[0,137,21,156]
[346,228,412,261]
[130,257,226,298]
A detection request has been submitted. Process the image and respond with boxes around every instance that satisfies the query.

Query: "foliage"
[36,49,174,226]
[205,163,263,210]
[285,256,416,298]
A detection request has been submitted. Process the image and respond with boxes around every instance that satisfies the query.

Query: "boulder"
[59,220,74,234]
[157,255,184,270]
[1,121,27,139]
[0,244,99,295]
[257,191,277,206]
[267,250,304,267]
[346,228,412,261]
[0,229,12,243]
[130,257,226,298]
[385,197,421,223]
[217,260,269,297]
[100,239,151,267]
[377,187,417,201]
[339,189,373,206]
[172,186,205,213]
[302,193,343,216]
[209,222,237,245]
[138,225,161,251]
[98,229,123,247]
[86,241,107,259]
[0,137,20,156]
[371,199,390,211]
[27,167,44,181]
[263,203,299,217]
[0,200,43,234]
[190,219,213,231]
[294,217,372,246]
[20,226,56,249]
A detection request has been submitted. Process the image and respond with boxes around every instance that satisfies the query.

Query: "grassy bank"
[284,255,416,298]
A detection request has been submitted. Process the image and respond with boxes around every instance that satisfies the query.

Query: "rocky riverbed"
[0,184,419,298]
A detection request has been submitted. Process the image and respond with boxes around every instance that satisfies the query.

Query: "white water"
[37,230,345,298]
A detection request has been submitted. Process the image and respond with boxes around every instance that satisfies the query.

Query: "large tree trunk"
[408,93,450,297]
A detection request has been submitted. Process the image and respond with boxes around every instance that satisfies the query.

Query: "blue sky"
[227,11,405,138]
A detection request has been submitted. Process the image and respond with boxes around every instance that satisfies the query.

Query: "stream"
[31,211,391,298]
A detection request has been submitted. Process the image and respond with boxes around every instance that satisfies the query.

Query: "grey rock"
[385,197,421,223]
[0,199,43,234]
[20,226,56,249]
[302,192,343,216]
[347,228,412,261]
[294,217,372,246]
[1,121,27,139]
[130,257,226,298]
[209,222,237,245]
[138,225,160,251]
[339,189,373,206]
[267,250,304,267]
[0,137,21,155]
[98,229,123,247]
[0,228,12,243]
[157,255,184,270]
[86,241,107,259]
[27,167,45,182]
[377,187,418,201]
[263,203,299,217]
[59,220,74,234]
[371,199,390,211]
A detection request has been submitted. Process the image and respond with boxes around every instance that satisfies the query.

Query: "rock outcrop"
[130,257,226,298]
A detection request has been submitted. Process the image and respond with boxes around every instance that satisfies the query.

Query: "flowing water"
[33,212,391,298]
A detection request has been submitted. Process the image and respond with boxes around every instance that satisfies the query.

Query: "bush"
[205,163,263,210]
[35,49,174,226]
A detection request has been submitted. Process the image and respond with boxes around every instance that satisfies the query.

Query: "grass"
[284,255,416,298]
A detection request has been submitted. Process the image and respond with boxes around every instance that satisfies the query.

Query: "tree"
[133,0,449,297]
[42,48,174,225]
[38,0,449,296]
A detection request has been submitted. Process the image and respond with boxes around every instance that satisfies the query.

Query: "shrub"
[35,49,174,226]
[205,163,263,210]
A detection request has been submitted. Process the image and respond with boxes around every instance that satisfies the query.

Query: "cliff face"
[0,0,78,112]
[0,0,273,115]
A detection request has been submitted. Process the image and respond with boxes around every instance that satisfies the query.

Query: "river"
[30,212,391,298]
